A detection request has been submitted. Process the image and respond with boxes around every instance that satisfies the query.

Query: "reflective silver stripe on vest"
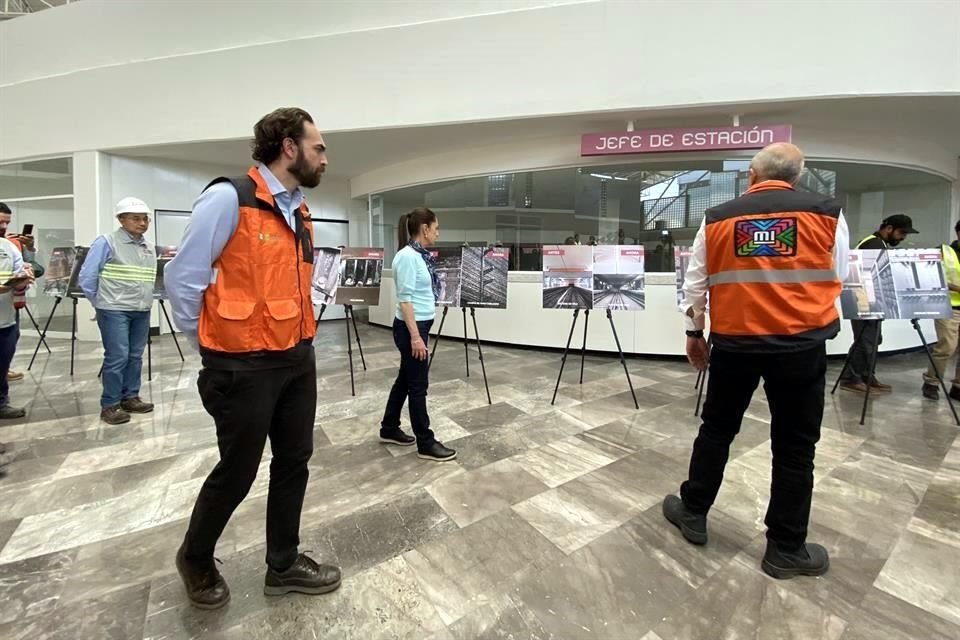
[708,269,838,286]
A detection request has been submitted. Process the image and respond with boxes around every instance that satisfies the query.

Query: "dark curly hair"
[251,107,315,164]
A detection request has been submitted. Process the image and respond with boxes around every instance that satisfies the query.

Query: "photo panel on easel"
[311,246,341,306]
[460,246,509,309]
[43,246,77,297]
[154,245,178,299]
[430,246,463,307]
[65,246,89,298]
[335,247,384,306]
[841,249,951,321]
[592,245,645,310]
[541,245,594,309]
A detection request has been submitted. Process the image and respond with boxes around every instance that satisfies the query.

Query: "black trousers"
[381,318,436,450]
[841,319,882,383]
[183,348,316,570]
[680,344,826,549]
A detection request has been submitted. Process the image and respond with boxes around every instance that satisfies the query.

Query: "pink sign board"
[581,125,792,156]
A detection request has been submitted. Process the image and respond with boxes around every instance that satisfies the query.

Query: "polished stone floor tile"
[426,459,548,527]
[0,325,956,639]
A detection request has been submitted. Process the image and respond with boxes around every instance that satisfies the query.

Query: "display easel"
[832,319,960,426]
[550,308,639,409]
[17,305,50,354]
[316,303,366,396]
[143,298,185,381]
[428,305,492,405]
[28,294,80,375]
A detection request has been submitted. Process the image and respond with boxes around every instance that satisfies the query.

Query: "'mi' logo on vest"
[735,218,797,257]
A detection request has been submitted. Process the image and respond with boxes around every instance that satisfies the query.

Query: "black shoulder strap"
[203,176,258,208]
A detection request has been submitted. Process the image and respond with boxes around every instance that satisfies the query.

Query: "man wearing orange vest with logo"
[663,143,849,580]
[166,108,341,609]
[922,220,960,400]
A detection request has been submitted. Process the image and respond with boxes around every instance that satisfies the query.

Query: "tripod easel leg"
[158,299,184,362]
[606,309,638,409]
[462,307,470,377]
[23,306,51,353]
[551,309,580,405]
[859,327,882,426]
[315,303,327,332]
[913,319,960,426]
[694,369,703,390]
[147,330,153,382]
[345,305,356,397]
[694,335,712,417]
[349,305,367,370]
[579,308,590,385]
[469,308,492,404]
[832,321,870,394]
[69,297,78,376]
[428,306,448,371]
[29,296,61,370]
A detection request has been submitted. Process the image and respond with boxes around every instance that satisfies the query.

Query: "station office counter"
[368,271,934,357]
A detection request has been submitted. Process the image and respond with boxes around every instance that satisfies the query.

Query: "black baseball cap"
[881,214,918,234]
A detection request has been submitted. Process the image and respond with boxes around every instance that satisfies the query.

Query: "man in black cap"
[839,214,919,393]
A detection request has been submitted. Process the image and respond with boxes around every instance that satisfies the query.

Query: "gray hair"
[750,143,805,184]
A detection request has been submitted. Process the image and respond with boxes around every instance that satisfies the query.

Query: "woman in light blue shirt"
[378,208,457,462]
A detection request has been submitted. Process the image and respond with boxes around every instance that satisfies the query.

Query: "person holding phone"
[0,203,34,420]
[378,207,457,462]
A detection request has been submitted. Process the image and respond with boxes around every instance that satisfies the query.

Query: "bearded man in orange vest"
[166,108,341,609]
[663,143,849,580]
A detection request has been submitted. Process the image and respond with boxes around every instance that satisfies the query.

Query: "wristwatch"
[685,330,704,338]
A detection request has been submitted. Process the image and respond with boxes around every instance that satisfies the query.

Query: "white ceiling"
[106,96,960,182]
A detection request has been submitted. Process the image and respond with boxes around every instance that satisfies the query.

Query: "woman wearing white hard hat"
[77,197,158,424]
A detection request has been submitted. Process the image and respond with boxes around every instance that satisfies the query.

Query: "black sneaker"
[379,428,415,446]
[761,541,830,580]
[100,405,130,425]
[662,494,708,545]
[176,545,230,610]
[417,441,457,462]
[950,386,960,402]
[0,405,25,420]
[922,383,940,400]
[264,553,341,596]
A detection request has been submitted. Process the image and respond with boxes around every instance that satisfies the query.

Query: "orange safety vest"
[197,166,315,353]
[704,180,841,351]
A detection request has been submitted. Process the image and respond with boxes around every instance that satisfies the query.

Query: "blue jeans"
[0,323,20,407]
[381,318,436,449]
[96,309,150,408]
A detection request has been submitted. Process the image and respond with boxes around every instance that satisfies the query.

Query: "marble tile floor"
[0,318,958,639]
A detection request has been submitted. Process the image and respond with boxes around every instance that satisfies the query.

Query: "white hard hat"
[114,197,151,217]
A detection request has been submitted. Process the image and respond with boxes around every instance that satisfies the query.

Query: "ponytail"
[397,207,437,249]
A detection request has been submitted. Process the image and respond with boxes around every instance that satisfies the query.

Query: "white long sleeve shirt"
[680,212,850,332]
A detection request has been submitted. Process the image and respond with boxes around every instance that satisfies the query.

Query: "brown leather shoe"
[869,381,892,393]
[6,370,23,382]
[120,397,154,413]
[100,405,131,425]
[839,381,868,393]
[176,545,230,610]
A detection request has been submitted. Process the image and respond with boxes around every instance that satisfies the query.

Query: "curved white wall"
[2,0,958,163]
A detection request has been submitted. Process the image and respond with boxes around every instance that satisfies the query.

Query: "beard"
[290,152,324,189]
[886,238,901,247]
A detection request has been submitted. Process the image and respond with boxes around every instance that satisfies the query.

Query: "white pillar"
[71,150,112,342]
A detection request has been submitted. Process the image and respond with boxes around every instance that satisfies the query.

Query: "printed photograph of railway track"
[592,245,646,310]
[542,245,594,309]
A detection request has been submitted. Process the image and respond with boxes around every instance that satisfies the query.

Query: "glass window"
[0,158,74,200]
[374,161,949,272]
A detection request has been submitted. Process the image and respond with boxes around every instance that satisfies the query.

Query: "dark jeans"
[95,309,150,407]
[680,344,826,549]
[0,323,20,407]
[842,319,882,383]
[183,347,316,571]
[381,317,436,449]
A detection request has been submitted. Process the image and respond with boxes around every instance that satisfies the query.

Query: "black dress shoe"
[417,441,457,462]
[761,541,830,580]
[922,383,940,400]
[950,386,960,402]
[662,494,708,545]
[176,545,230,609]
[379,428,416,446]
[264,553,342,596]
